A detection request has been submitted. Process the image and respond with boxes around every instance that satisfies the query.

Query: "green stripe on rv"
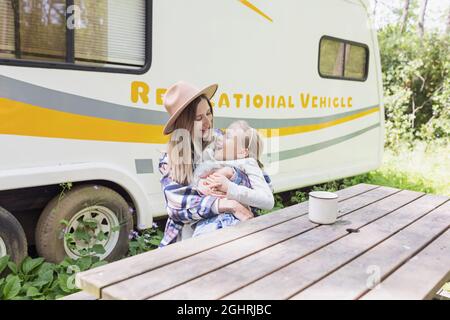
[263,123,380,162]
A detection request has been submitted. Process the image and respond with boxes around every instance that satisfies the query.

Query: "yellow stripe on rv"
[0,98,169,144]
[0,98,379,143]
[262,106,380,137]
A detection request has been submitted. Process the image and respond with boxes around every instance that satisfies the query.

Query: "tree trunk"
[400,0,410,33]
[417,0,428,38]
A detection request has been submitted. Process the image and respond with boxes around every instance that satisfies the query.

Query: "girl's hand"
[217,199,253,221]
[232,203,254,221]
[198,179,227,197]
[206,173,230,193]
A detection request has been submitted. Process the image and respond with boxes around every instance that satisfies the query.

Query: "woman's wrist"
[217,199,236,213]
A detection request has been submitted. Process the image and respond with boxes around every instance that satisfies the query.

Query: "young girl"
[191,120,274,237]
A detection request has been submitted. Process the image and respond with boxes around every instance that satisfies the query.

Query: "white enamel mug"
[308,191,339,224]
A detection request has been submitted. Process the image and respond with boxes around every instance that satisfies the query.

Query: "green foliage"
[58,182,73,202]
[0,195,163,300]
[378,26,449,150]
[0,224,163,300]
[0,255,107,300]
[258,194,285,215]
[128,225,163,256]
[62,217,111,258]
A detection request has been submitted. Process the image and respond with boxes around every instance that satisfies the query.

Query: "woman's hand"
[218,199,254,221]
[206,173,230,193]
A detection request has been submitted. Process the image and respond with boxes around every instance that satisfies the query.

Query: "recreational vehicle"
[0,0,384,263]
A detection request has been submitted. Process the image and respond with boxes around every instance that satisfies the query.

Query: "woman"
[158,81,254,247]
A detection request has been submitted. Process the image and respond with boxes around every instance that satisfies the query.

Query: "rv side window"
[0,0,150,74]
[0,0,67,61]
[318,36,368,81]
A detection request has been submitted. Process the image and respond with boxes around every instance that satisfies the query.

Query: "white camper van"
[0,0,384,264]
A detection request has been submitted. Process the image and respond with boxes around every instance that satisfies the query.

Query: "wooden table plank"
[290,200,450,300]
[103,186,404,299]
[218,190,440,300]
[155,192,447,300]
[361,229,450,300]
[76,183,378,298]
[59,291,98,300]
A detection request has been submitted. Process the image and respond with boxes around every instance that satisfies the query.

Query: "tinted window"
[0,0,149,73]
[0,0,66,61]
[319,36,368,81]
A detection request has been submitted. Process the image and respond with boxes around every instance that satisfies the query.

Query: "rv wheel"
[36,184,133,263]
[0,206,28,271]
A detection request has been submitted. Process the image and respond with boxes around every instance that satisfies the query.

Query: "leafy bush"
[128,224,163,256]
[0,211,162,300]
[379,26,449,150]
[0,255,106,300]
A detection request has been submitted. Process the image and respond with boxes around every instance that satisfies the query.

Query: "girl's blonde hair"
[227,120,264,168]
[167,95,213,185]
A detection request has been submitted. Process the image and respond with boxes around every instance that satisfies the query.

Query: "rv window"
[0,0,150,74]
[344,45,367,79]
[74,0,146,68]
[0,0,67,61]
[0,0,15,58]
[319,37,368,81]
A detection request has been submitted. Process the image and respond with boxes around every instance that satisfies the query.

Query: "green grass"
[376,140,449,196]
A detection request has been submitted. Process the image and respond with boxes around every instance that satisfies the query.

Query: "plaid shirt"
[158,152,253,247]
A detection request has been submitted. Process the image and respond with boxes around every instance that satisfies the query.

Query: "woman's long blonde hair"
[167,95,214,185]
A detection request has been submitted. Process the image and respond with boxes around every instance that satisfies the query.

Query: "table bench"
[75,183,450,300]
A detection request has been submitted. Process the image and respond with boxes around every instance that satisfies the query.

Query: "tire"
[35,184,133,263]
[0,206,28,267]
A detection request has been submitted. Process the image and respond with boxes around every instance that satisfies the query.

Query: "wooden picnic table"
[75,183,450,300]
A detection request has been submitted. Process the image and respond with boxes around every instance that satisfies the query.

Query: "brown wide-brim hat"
[163,81,218,135]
